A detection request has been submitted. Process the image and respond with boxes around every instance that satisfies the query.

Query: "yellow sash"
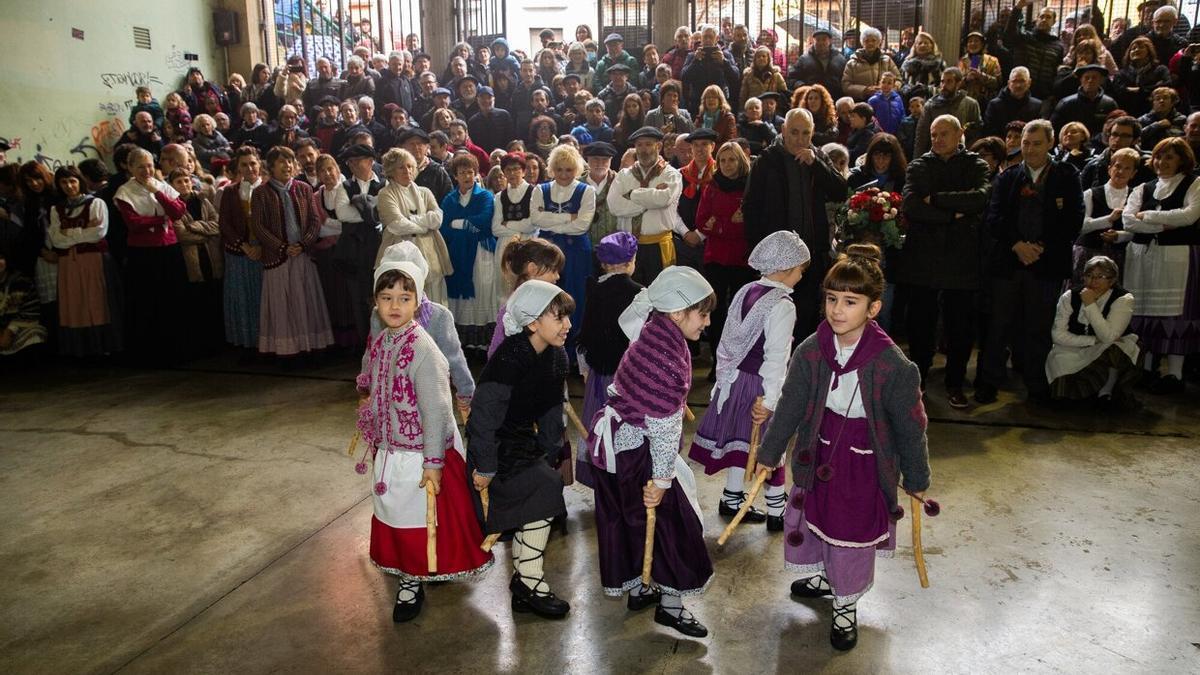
[638,230,675,268]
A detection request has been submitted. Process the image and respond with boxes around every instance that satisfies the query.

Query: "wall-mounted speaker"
[213,10,239,46]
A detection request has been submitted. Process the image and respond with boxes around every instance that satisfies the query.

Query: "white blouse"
[1081,182,1129,235]
[1122,173,1200,234]
[48,199,108,248]
[491,181,538,239]
[531,179,596,236]
[825,337,866,419]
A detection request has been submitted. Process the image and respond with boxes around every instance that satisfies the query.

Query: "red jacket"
[452,141,492,174]
[115,190,186,248]
[695,179,748,266]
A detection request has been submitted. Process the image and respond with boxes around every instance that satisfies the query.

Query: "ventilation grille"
[133,26,151,49]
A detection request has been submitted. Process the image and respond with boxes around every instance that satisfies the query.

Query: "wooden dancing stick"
[480,532,502,552]
[564,403,590,439]
[742,396,766,478]
[346,430,360,457]
[683,405,696,423]
[480,486,490,519]
[642,480,657,586]
[425,482,438,574]
[717,468,769,546]
[911,494,930,588]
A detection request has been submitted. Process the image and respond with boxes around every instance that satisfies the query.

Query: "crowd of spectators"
[2,3,1199,409]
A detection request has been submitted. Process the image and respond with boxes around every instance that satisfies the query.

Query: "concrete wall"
[0,0,224,170]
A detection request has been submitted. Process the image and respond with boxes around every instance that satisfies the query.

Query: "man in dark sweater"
[900,114,993,407]
[376,50,414,113]
[1079,116,1154,190]
[976,120,1084,404]
[743,108,848,338]
[400,128,453,202]
[787,28,846,96]
[983,67,1042,137]
[1005,0,1065,99]
[1050,65,1118,138]
[466,87,515,154]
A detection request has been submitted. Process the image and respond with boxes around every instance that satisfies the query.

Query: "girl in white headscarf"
[355,244,492,624]
[688,231,810,530]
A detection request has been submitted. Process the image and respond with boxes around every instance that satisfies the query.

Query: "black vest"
[1134,174,1200,246]
[500,184,534,222]
[1079,187,1122,249]
[1067,285,1132,337]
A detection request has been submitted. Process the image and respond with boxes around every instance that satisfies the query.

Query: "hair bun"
[844,243,882,265]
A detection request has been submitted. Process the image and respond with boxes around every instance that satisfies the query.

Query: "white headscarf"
[374,243,428,302]
[618,265,714,341]
[503,279,564,336]
[748,231,811,275]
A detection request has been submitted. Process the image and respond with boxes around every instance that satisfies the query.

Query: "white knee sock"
[396,578,421,604]
[832,599,857,629]
[1167,354,1185,379]
[1099,368,1119,396]
[764,483,786,517]
[1143,352,1157,372]
[723,467,746,506]
[515,519,552,595]
[660,592,692,619]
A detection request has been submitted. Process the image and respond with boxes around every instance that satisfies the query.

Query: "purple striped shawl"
[605,312,692,428]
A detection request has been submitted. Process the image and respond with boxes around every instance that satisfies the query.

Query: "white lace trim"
[807,521,891,548]
[849,445,874,455]
[819,437,830,445]
[783,562,870,603]
[373,556,495,582]
[689,434,751,457]
[603,571,714,598]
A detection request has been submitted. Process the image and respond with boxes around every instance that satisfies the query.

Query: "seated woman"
[1054,121,1093,172]
[1047,255,1139,408]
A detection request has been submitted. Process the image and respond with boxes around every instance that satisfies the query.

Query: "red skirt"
[369,447,493,580]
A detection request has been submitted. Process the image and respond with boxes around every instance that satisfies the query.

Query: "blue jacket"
[440,184,496,299]
[868,90,906,135]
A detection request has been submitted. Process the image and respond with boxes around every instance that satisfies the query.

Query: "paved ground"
[1,351,1197,674]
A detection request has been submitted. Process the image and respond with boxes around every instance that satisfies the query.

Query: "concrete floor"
[2,352,1199,674]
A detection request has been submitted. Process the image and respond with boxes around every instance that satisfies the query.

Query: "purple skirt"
[592,440,713,597]
[574,372,614,489]
[687,371,785,487]
[784,489,897,604]
[1131,245,1200,355]
[804,410,889,547]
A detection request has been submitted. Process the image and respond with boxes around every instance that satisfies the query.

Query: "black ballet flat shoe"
[627,588,662,611]
[973,383,998,405]
[551,513,568,536]
[392,586,425,623]
[654,606,708,638]
[1150,374,1185,396]
[718,500,767,523]
[830,605,858,651]
[766,515,785,532]
[790,577,832,599]
[510,576,570,619]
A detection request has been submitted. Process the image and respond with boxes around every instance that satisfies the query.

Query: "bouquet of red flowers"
[835,187,906,249]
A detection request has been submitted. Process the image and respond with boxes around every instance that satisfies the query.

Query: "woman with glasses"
[1047,255,1139,408]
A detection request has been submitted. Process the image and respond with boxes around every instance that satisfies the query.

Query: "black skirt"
[469,449,566,534]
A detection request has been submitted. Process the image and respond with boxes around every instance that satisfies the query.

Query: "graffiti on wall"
[99,71,162,90]
[98,100,136,116]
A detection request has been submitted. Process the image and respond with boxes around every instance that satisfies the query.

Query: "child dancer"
[467,280,574,619]
[486,237,564,358]
[755,244,931,651]
[689,231,810,531]
[368,241,475,420]
[576,231,642,486]
[587,266,716,638]
[356,244,492,623]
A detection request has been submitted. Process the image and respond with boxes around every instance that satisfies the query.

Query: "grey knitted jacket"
[756,333,932,511]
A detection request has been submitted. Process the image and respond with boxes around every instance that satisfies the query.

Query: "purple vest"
[736,283,774,375]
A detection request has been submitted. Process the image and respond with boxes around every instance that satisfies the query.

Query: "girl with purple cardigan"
[586,266,716,638]
[755,244,931,652]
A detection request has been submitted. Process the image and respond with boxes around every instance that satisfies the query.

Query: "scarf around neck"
[817,319,893,390]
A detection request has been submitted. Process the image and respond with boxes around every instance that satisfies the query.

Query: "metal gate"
[598,0,653,51]
[456,0,508,49]
[273,0,424,74]
[961,0,1200,45]
[688,0,922,60]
